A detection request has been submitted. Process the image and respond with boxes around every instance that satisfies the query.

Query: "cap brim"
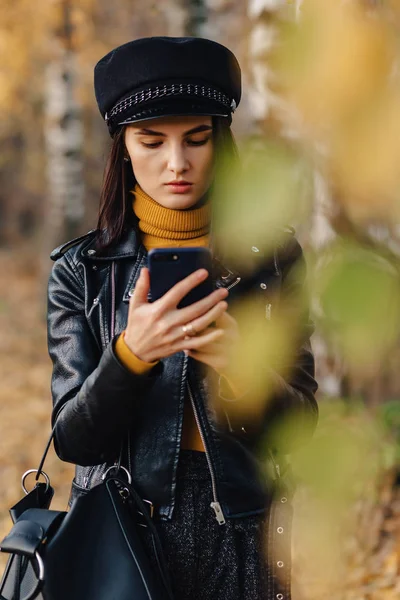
[116,98,230,125]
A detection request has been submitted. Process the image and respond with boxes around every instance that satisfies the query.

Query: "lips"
[166,181,193,194]
[168,182,192,194]
[166,181,192,186]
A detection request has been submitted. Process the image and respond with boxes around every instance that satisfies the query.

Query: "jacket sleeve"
[222,236,318,453]
[47,253,155,466]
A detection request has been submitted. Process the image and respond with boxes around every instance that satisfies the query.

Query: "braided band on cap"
[105,83,236,122]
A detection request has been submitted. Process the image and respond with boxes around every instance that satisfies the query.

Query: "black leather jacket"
[47,227,318,523]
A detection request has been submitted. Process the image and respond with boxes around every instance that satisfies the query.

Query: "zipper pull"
[210,501,226,525]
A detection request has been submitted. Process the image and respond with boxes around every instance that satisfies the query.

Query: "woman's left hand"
[185,310,240,377]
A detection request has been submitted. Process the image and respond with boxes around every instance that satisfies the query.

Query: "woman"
[47,37,318,600]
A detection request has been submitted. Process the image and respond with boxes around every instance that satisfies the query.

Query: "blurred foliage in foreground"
[211,2,400,597]
[214,0,400,400]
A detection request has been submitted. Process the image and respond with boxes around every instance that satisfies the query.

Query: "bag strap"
[108,261,173,599]
[1,511,65,558]
[107,477,173,599]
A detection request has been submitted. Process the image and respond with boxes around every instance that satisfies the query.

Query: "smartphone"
[148,247,214,309]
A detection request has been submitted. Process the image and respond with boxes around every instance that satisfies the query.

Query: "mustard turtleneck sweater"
[132,183,211,243]
[115,184,213,452]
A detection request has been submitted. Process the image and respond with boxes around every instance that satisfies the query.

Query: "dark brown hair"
[95,116,239,252]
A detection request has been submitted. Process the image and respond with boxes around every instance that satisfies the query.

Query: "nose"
[167,142,189,175]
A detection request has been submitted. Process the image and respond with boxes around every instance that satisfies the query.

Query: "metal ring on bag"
[21,469,50,495]
[15,551,45,600]
[34,551,45,582]
[101,465,132,484]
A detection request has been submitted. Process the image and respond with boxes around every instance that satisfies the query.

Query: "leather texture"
[0,477,172,600]
[9,483,54,524]
[0,521,44,557]
[47,227,318,520]
[267,471,295,599]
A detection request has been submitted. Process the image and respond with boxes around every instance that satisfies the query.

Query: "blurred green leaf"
[316,241,400,366]
[290,400,389,503]
[213,138,313,266]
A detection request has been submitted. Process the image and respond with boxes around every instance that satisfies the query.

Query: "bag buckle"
[137,499,154,527]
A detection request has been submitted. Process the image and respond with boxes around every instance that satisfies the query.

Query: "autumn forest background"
[1,1,400,599]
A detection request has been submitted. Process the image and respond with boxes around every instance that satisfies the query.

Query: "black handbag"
[0,428,174,600]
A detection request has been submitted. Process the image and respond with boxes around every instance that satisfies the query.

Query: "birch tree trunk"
[246,0,289,131]
[186,0,207,36]
[194,1,249,135]
[246,0,344,396]
[43,0,84,258]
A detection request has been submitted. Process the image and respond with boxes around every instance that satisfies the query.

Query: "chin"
[161,193,201,210]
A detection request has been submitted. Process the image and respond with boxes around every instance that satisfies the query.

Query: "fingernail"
[184,350,189,356]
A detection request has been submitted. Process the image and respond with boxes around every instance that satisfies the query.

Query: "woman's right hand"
[123,267,229,363]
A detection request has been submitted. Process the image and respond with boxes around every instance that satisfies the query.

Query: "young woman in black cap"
[47,37,318,600]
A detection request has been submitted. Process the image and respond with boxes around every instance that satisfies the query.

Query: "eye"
[187,137,211,147]
[142,141,163,148]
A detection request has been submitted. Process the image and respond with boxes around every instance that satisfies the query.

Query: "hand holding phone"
[122,249,229,363]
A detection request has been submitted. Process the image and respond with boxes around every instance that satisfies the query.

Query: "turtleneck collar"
[132,183,211,241]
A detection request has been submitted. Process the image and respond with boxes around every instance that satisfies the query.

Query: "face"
[124,115,214,210]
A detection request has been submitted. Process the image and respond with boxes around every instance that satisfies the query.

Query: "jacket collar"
[80,227,243,292]
[80,228,140,261]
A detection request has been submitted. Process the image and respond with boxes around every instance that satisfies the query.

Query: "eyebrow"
[134,124,213,137]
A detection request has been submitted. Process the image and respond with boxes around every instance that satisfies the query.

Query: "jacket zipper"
[218,274,241,292]
[187,382,226,525]
[225,276,241,291]
[127,432,132,474]
[83,463,108,488]
[83,466,95,488]
[110,261,116,341]
[84,263,118,491]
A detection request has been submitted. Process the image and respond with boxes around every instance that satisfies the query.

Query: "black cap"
[94,36,241,136]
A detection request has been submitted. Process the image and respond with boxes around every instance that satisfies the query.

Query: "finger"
[181,325,226,344]
[190,300,228,334]
[161,268,209,308]
[215,310,236,328]
[215,311,239,339]
[177,327,224,351]
[129,267,150,308]
[186,349,226,371]
[168,301,228,344]
[173,287,229,325]
[189,341,224,354]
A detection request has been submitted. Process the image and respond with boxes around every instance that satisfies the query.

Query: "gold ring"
[182,323,196,336]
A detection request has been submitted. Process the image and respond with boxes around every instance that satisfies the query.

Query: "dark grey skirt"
[140,449,292,600]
